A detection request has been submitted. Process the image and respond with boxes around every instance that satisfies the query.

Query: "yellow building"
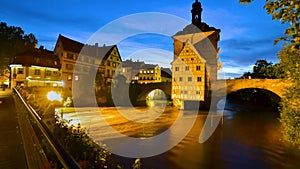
[134,65,172,84]
[171,0,221,109]
[54,34,122,96]
[10,47,62,88]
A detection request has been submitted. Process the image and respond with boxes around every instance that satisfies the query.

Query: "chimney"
[39,45,44,50]
[103,44,106,47]
[95,43,99,47]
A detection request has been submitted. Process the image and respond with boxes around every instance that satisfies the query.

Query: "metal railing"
[13,87,81,169]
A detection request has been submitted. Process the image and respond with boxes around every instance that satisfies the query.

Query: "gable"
[177,42,206,64]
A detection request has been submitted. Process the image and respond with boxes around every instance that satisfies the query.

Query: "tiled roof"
[11,48,60,69]
[58,34,84,53]
[58,34,117,60]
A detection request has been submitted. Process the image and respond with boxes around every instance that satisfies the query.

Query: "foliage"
[277,45,300,145]
[132,158,142,169]
[240,59,284,79]
[0,22,37,68]
[54,120,113,169]
[239,0,300,145]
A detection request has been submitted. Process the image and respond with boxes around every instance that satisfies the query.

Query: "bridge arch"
[211,79,291,109]
[213,79,290,98]
[131,82,172,102]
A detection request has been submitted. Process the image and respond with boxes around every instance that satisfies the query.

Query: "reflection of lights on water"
[47,91,62,102]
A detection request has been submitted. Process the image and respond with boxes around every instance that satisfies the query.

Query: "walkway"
[0,89,27,169]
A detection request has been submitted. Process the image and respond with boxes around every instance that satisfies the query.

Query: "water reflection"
[56,102,300,169]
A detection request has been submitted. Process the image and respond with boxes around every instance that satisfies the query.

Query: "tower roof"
[174,0,220,35]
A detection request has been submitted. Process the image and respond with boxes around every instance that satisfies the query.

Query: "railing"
[13,87,81,169]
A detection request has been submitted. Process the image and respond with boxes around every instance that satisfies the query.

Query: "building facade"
[121,59,172,84]
[171,0,221,109]
[10,47,61,88]
[54,34,122,97]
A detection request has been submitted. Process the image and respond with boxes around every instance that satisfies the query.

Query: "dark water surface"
[109,105,300,169]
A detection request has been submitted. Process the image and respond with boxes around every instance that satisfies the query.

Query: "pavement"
[0,89,28,169]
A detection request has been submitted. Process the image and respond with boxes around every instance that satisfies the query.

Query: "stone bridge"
[131,82,172,102]
[132,79,291,106]
[212,79,291,99]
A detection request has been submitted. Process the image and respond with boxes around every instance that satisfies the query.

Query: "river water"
[57,101,300,169]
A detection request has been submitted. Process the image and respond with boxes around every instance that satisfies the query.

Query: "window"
[196,66,201,70]
[34,69,41,75]
[191,58,194,61]
[107,69,110,76]
[74,75,79,81]
[196,91,200,94]
[107,61,110,66]
[188,77,192,81]
[82,66,89,72]
[179,77,183,81]
[67,53,74,59]
[185,66,189,71]
[197,77,202,82]
[18,68,23,74]
[66,64,73,70]
[175,67,179,71]
[46,70,51,76]
[90,59,95,64]
[112,62,116,67]
[173,78,176,82]
[34,57,41,63]
[46,59,52,65]
[53,71,58,76]
[67,74,72,81]
[75,65,81,71]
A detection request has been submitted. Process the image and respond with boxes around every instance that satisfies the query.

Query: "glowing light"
[9,64,22,68]
[47,91,62,102]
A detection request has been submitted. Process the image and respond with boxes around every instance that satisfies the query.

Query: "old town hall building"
[171,0,221,109]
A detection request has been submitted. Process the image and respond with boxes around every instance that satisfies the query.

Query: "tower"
[171,0,221,109]
[191,0,203,27]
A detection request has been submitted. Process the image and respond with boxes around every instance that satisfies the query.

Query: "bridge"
[130,82,172,103]
[212,79,291,99]
[133,79,291,107]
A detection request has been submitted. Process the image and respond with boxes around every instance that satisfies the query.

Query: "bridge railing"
[13,87,81,169]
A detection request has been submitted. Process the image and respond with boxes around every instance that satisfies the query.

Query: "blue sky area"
[0,0,287,78]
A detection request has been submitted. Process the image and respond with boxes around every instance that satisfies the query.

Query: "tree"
[240,59,284,79]
[253,59,273,78]
[0,22,37,71]
[240,0,300,145]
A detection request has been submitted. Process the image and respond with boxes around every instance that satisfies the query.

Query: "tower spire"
[191,0,202,26]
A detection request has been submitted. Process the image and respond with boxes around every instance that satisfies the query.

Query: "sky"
[0,0,287,78]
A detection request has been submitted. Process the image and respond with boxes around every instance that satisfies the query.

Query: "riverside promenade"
[0,89,27,169]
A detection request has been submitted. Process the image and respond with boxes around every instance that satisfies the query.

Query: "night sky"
[0,0,287,78]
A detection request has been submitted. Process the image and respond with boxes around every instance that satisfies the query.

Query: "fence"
[13,87,81,169]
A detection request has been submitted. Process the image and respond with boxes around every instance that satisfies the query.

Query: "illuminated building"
[171,0,221,109]
[54,34,122,96]
[10,46,62,88]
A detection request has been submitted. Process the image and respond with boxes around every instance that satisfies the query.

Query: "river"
[57,100,300,169]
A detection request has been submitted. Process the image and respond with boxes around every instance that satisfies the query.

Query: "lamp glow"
[47,91,62,102]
